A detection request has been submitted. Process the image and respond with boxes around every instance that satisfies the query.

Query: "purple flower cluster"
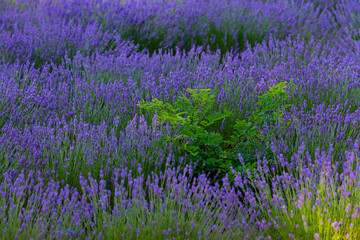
[1,163,256,239]
[240,144,360,239]
[0,0,349,66]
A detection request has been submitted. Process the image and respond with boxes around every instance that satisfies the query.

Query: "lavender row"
[1,0,359,66]
[2,139,360,239]
[0,162,255,239]
[1,36,360,152]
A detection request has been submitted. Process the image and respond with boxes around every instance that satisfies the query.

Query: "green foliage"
[138,88,232,159]
[232,80,297,144]
[138,82,297,182]
[139,89,231,178]
[229,80,297,177]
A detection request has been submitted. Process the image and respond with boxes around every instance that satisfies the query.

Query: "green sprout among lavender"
[138,81,298,180]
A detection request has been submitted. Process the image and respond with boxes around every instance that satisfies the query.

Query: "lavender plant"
[0,164,257,239]
[233,143,360,239]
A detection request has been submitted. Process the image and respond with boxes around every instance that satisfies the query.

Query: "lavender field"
[2,0,360,239]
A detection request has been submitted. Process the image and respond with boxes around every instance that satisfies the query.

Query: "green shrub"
[138,81,297,182]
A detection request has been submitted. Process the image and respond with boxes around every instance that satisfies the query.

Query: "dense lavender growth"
[1,0,360,239]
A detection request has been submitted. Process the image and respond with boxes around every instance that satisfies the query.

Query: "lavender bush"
[1,0,360,239]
